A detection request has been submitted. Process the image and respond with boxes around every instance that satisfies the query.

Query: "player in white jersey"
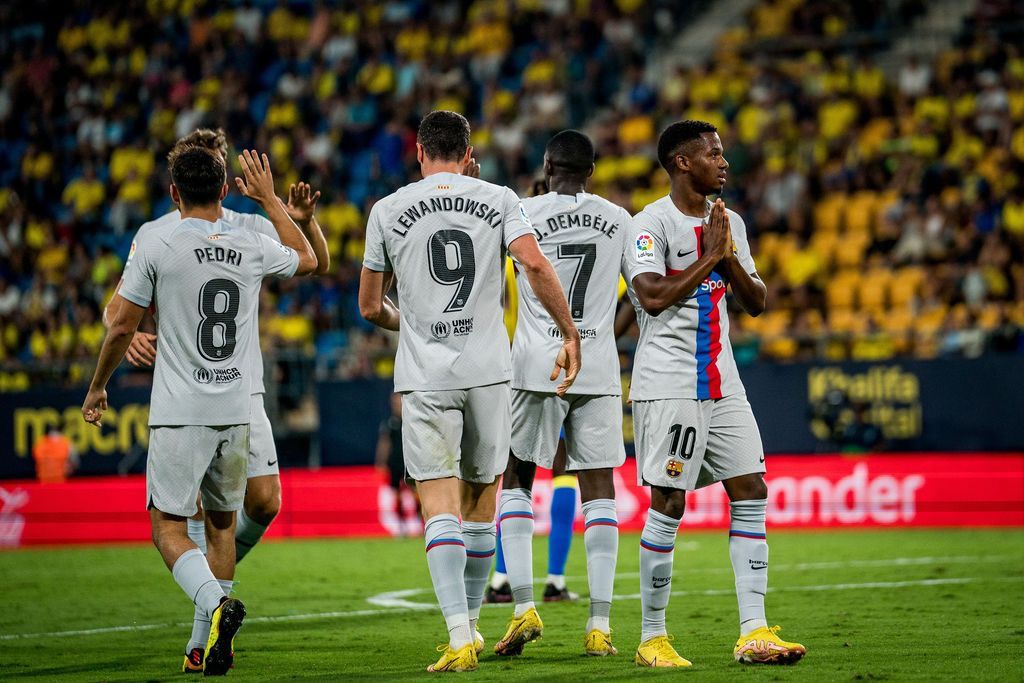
[494,130,628,659]
[625,121,805,667]
[83,147,317,675]
[101,129,330,671]
[359,111,581,673]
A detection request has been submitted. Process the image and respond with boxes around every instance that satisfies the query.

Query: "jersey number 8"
[196,278,240,361]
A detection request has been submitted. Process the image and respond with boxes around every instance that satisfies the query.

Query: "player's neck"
[179,203,222,223]
[419,160,464,178]
[669,184,708,218]
[547,177,585,196]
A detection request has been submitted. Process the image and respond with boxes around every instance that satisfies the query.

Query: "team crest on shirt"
[635,233,655,260]
[666,459,683,478]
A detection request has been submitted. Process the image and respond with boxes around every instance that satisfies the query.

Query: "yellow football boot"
[584,629,618,656]
[474,630,485,655]
[733,625,806,664]
[635,635,692,668]
[427,643,479,672]
[494,608,543,656]
[204,598,246,676]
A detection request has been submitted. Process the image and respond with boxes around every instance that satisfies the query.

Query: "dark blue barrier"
[316,378,393,466]
[0,386,152,479]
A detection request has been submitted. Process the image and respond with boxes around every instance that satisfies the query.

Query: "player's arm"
[82,295,147,427]
[507,234,581,396]
[631,199,730,316]
[235,150,317,276]
[358,267,400,331]
[613,295,636,338]
[104,278,158,367]
[283,181,330,275]
[717,212,767,317]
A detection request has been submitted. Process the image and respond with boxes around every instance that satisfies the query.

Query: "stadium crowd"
[0,0,1022,387]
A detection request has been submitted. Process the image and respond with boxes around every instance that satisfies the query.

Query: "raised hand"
[234,150,277,207]
[462,156,481,179]
[285,181,321,225]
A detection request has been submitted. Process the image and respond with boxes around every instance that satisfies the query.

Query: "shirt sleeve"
[119,235,157,307]
[250,213,279,240]
[626,211,666,281]
[257,233,300,278]
[501,188,535,249]
[362,202,392,272]
[728,210,757,274]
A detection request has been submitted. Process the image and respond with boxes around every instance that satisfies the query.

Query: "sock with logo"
[186,578,232,654]
[424,513,472,650]
[172,548,227,619]
[582,498,618,634]
[639,509,680,643]
[499,488,536,617]
[235,508,269,563]
[187,518,207,555]
[730,499,769,634]
[547,475,577,585]
[462,520,496,635]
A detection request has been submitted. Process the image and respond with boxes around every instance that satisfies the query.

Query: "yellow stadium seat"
[825,270,860,310]
[833,233,870,269]
[857,267,891,312]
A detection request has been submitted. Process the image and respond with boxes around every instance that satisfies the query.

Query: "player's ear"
[170,184,180,206]
[219,183,228,201]
[675,153,689,173]
[586,162,595,179]
[415,143,425,165]
[542,155,553,178]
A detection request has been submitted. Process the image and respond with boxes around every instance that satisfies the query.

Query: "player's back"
[120,217,298,426]
[512,191,630,395]
[364,172,534,392]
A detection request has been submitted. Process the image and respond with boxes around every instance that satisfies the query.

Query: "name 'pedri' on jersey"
[625,195,757,401]
[119,218,298,426]
[131,207,278,394]
[511,191,631,396]
[363,172,534,392]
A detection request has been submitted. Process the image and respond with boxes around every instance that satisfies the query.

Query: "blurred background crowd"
[0,0,1022,400]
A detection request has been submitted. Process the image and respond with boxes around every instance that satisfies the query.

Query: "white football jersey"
[120,218,298,426]
[363,172,534,392]
[625,195,757,401]
[131,208,278,394]
[511,192,630,395]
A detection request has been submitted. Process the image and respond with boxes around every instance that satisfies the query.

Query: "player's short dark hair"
[545,130,595,175]
[171,128,229,162]
[417,111,471,162]
[657,120,718,172]
[168,145,226,207]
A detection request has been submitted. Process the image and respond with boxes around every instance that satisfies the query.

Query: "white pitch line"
[5,574,1020,642]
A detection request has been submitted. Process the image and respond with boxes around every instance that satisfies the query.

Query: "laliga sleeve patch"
[125,240,137,268]
[635,233,655,260]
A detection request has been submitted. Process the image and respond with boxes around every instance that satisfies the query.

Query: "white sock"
[187,519,207,555]
[546,574,565,590]
[462,521,496,634]
[490,571,508,590]
[235,508,269,563]
[499,488,536,618]
[730,499,769,634]
[424,513,472,650]
[583,498,618,634]
[639,509,680,643]
[172,548,225,618]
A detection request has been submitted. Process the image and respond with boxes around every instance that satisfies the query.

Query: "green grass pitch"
[2,529,1022,680]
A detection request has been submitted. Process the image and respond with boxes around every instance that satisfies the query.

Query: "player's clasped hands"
[702,198,733,262]
[234,149,276,205]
